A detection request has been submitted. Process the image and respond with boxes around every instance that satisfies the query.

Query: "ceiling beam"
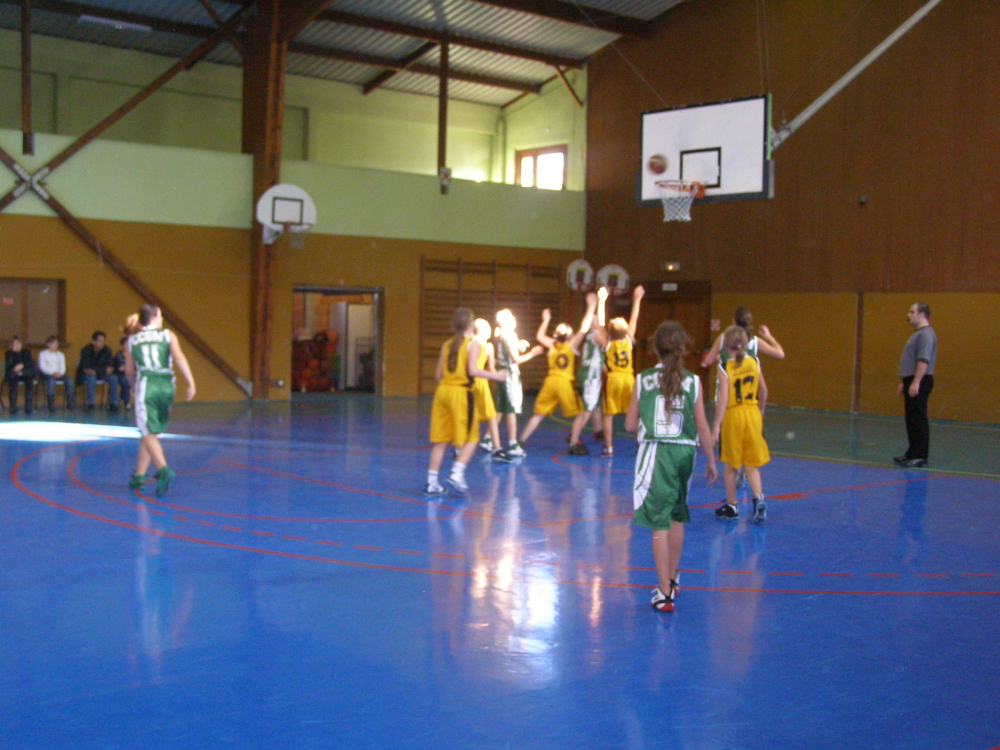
[289,41,541,94]
[316,8,583,69]
[278,0,331,42]
[15,0,242,40]
[8,0,541,96]
[469,0,653,39]
[363,41,437,96]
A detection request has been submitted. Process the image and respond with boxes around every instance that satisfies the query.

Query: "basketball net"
[262,223,313,248]
[654,180,704,222]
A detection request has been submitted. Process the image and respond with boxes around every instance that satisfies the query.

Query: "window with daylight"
[515,146,567,190]
[0,278,64,346]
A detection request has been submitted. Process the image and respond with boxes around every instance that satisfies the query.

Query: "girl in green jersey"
[124,304,196,496]
[626,321,717,612]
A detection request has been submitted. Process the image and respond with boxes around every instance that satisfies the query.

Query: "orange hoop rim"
[654,180,705,199]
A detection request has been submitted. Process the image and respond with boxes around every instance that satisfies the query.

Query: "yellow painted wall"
[270,236,572,399]
[0,214,250,403]
[860,294,1000,424]
[711,294,856,413]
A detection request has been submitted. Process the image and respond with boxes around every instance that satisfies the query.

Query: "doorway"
[292,287,382,395]
[623,281,712,394]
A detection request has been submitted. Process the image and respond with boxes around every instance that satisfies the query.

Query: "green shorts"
[494,369,522,414]
[135,374,174,435]
[632,441,695,529]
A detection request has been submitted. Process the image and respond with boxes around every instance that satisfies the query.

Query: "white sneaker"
[478,436,494,453]
[506,443,526,458]
[446,474,468,493]
[423,482,446,496]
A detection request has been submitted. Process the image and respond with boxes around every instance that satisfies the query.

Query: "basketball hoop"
[285,222,313,250]
[654,180,705,222]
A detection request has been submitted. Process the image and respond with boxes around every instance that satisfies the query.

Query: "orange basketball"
[647,154,667,174]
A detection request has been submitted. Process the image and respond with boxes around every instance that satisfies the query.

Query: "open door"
[292,287,382,395]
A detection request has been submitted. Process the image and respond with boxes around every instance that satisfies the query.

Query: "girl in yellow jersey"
[517,294,598,452]
[426,309,508,495]
[711,326,770,523]
[600,284,644,458]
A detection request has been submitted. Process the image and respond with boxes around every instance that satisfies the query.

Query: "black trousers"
[5,374,34,411]
[902,374,933,460]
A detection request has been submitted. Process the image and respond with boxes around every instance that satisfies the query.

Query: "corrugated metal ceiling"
[0,0,683,106]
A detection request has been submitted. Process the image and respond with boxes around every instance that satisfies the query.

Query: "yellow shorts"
[429,384,476,447]
[473,379,496,422]
[603,372,635,416]
[533,376,581,417]
[720,405,770,469]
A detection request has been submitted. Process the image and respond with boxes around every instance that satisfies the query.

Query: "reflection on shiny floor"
[1,398,998,750]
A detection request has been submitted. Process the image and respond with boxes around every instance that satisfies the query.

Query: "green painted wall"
[0,129,584,250]
[501,70,587,190]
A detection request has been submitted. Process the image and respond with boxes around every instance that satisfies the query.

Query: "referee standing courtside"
[894,302,936,468]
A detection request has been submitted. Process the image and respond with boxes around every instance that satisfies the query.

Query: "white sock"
[450,462,466,479]
[427,470,439,486]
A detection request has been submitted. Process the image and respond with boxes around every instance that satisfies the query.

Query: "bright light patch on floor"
[0,422,142,442]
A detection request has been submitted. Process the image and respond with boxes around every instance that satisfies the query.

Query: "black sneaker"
[567,442,589,456]
[892,455,909,466]
[491,449,513,463]
[651,587,674,612]
[903,458,927,468]
[714,502,739,519]
[752,496,767,524]
[107,404,119,413]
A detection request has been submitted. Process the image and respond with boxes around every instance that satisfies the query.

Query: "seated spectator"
[112,336,131,409]
[38,335,75,412]
[5,336,36,415]
[76,330,120,412]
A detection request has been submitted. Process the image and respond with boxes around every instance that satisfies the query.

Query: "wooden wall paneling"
[584,0,1000,295]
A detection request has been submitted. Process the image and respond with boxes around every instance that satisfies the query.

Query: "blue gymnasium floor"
[1,396,998,750]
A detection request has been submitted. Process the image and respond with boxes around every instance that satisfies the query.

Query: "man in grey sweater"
[894,302,936,468]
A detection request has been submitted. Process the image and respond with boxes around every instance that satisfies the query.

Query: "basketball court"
[2,400,998,748]
[1,0,997,748]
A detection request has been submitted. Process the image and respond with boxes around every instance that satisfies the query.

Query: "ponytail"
[653,321,689,416]
[722,325,748,366]
[448,308,474,372]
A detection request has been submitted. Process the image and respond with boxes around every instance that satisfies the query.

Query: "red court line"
[281,535,307,542]
[16,444,1000,597]
[819,573,853,577]
[316,540,341,547]
[354,544,382,551]
[394,549,423,555]
[221,526,243,533]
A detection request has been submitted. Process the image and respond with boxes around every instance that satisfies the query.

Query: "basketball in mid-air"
[647,153,667,174]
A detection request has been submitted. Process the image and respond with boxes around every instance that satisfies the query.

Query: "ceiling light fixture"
[78,14,152,33]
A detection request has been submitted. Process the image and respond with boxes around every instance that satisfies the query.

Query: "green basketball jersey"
[635,365,700,446]
[576,330,603,383]
[129,327,173,377]
[495,336,518,375]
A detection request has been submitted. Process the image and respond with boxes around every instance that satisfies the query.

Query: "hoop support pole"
[771,0,945,151]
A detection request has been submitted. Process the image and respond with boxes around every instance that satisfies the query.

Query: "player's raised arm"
[594,287,610,347]
[627,285,645,343]
[571,292,598,350]
[536,308,555,348]
[756,324,785,359]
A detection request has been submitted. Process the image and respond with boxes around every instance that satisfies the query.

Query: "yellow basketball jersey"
[605,338,633,375]
[439,336,473,387]
[722,356,761,408]
[547,341,576,380]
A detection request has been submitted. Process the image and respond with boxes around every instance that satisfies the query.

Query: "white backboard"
[639,95,772,204]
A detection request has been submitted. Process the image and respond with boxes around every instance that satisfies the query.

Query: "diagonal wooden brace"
[0,146,252,397]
